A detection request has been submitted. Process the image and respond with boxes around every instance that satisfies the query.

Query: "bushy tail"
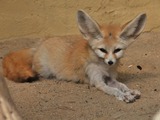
[2,48,38,82]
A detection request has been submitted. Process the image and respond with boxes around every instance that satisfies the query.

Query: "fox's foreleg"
[86,63,140,103]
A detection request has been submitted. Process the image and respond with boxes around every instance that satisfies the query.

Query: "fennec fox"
[3,10,146,102]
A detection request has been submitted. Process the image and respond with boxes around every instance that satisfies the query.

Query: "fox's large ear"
[77,10,103,40]
[120,13,146,41]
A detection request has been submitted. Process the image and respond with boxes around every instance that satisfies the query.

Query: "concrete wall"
[0,0,159,40]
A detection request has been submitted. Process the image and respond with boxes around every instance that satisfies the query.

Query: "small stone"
[154,89,157,92]
[137,65,142,70]
[128,65,133,68]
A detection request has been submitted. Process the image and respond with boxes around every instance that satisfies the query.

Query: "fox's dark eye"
[99,48,108,53]
[114,48,121,53]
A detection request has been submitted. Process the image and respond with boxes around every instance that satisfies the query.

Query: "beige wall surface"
[0,0,159,40]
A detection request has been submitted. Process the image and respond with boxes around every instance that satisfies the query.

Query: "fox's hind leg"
[32,48,54,79]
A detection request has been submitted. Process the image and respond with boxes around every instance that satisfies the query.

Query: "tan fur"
[98,25,121,45]
[2,10,146,102]
[2,48,36,82]
[33,36,92,83]
[33,25,121,82]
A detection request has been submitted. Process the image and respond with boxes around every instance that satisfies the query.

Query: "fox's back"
[36,35,90,63]
[33,35,95,82]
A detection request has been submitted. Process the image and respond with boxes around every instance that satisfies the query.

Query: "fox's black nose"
[108,61,113,65]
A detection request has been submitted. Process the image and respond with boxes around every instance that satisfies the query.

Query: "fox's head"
[77,10,146,66]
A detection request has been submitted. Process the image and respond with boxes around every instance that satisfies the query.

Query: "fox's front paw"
[116,90,141,103]
[123,94,136,103]
[130,89,141,99]
[117,92,136,103]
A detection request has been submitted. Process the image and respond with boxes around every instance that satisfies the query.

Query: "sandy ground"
[0,32,160,120]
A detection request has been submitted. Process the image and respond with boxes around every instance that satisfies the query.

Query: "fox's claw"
[116,90,140,103]
[123,94,136,103]
[130,89,141,99]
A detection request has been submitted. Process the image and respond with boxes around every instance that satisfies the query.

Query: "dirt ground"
[0,32,160,120]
